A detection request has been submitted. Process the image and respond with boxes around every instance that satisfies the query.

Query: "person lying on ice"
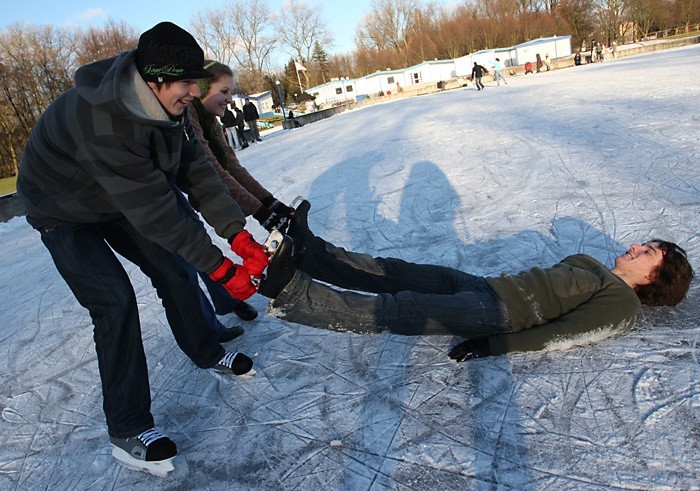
[257,201,694,361]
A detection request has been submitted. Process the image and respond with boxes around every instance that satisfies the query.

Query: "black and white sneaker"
[212,351,255,376]
[110,428,177,477]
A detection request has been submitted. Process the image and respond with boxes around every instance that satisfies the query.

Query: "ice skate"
[110,428,177,477]
[258,231,296,298]
[286,199,312,257]
[263,228,286,255]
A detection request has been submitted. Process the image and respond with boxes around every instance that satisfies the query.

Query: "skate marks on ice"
[2,45,700,489]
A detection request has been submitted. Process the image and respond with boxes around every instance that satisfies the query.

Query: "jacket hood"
[74,50,175,127]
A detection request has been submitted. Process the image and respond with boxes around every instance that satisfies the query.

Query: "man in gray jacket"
[259,201,693,360]
[17,22,269,476]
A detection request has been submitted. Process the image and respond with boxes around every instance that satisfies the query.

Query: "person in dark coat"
[242,97,261,142]
[233,105,248,148]
[16,21,267,475]
[471,62,487,90]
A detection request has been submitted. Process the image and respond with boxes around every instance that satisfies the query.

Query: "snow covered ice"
[1,44,699,489]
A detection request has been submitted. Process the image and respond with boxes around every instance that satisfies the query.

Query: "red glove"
[209,258,256,300]
[231,230,269,279]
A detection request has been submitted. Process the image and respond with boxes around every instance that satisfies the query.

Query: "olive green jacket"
[485,254,641,355]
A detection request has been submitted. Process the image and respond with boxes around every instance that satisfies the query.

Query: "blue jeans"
[273,229,510,337]
[495,70,508,85]
[30,217,225,438]
[178,258,242,337]
[173,190,242,337]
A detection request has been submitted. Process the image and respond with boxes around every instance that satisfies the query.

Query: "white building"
[231,91,274,117]
[512,36,572,66]
[308,79,358,106]
[354,69,406,98]
[401,60,457,86]
[306,35,572,107]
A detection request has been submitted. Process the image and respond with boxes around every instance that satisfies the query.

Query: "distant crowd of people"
[221,97,264,150]
[469,36,622,91]
[575,38,618,65]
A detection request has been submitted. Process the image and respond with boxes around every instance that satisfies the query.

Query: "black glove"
[448,338,491,362]
[262,196,295,219]
[257,197,295,232]
[253,205,289,232]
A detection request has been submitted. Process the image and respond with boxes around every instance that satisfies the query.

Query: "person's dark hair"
[634,240,694,306]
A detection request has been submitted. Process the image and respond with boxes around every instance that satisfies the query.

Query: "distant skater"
[471,62,487,90]
[493,58,508,86]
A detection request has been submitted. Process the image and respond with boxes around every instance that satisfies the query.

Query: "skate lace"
[138,428,165,447]
[218,351,238,369]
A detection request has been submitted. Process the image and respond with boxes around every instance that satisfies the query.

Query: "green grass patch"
[667,31,700,40]
[0,175,17,196]
[260,115,285,128]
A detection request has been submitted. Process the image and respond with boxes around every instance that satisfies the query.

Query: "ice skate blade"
[264,229,285,254]
[209,367,256,383]
[290,195,304,208]
[112,446,175,477]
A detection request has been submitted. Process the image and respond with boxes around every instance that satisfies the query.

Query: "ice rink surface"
[1,44,698,489]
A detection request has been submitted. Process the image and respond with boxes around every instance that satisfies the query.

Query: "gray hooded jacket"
[18,50,246,274]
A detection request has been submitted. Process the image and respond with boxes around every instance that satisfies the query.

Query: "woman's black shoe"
[218,326,245,343]
[231,301,258,321]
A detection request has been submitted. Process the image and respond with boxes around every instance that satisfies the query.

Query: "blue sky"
[2,0,375,63]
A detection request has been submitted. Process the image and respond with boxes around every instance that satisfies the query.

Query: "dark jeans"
[246,119,260,141]
[177,257,242,338]
[273,227,510,337]
[175,189,242,336]
[31,217,225,438]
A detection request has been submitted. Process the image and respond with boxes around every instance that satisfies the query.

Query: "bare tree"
[75,19,138,66]
[595,0,628,42]
[0,23,77,176]
[558,0,597,47]
[514,0,542,13]
[674,0,700,30]
[190,8,239,67]
[627,0,665,38]
[275,0,334,91]
[190,0,276,93]
[229,0,277,92]
[355,0,420,65]
[276,0,333,65]
[430,5,466,58]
